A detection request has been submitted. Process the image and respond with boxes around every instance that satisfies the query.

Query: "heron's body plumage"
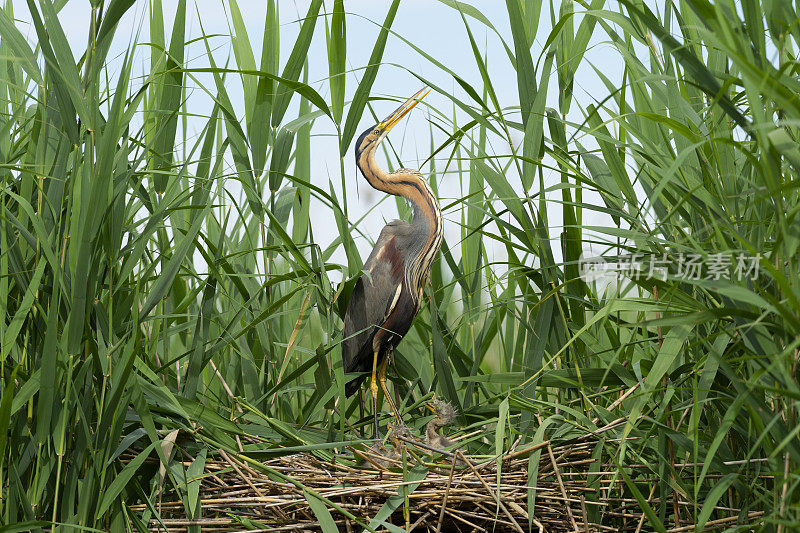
[343,222,417,396]
[343,177,443,396]
[342,88,442,400]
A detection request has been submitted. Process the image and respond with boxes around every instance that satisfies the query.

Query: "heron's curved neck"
[358,147,441,235]
[358,145,443,299]
[426,420,442,440]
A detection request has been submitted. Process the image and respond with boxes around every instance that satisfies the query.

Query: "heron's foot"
[370,416,408,444]
[371,387,380,440]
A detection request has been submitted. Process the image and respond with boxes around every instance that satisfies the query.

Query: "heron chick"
[425,396,459,450]
[360,422,413,469]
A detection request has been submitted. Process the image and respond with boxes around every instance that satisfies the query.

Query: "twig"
[547,443,578,531]
[665,511,764,532]
[456,450,525,533]
[502,439,551,462]
[435,457,457,532]
[592,386,639,426]
[778,348,799,533]
[443,507,488,532]
[634,484,658,533]
[408,509,432,531]
[209,359,242,414]
[396,435,464,461]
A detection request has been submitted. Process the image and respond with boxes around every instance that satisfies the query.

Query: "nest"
[130,426,765,532]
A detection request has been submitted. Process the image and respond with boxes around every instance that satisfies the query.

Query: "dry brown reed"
[128,429,766,532]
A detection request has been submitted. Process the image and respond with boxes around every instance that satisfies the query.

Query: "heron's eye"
[373,128,381,135]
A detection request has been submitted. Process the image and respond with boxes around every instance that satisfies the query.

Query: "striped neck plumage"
[358,145,444,299]
[358,145,441,231]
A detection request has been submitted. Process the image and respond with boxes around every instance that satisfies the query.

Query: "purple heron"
[342,87,442,438]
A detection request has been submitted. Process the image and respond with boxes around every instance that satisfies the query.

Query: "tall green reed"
[0,0,797,530]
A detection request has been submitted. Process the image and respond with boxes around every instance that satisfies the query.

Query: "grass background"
[1,0,799,530]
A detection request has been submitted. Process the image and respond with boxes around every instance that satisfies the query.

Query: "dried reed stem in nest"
[127,431,767,532]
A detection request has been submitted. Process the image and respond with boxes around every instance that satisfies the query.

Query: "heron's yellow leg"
[370,349,380,396]
[371,349,380,438]
[379,356,402,424]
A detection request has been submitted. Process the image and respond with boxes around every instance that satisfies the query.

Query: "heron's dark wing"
[343,221,411,396]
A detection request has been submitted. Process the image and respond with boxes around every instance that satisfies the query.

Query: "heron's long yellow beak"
[379,86,430,133]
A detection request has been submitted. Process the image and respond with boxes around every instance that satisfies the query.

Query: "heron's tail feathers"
[344,374,367,397]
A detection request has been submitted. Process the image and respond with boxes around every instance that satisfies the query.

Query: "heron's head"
[354,87,431,166]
